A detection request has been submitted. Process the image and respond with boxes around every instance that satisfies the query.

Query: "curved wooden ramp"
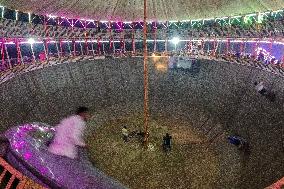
[265,177,284,189]
[0,157,45,189]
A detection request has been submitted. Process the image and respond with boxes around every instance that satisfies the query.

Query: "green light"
[244,16,252,24]
[257,14,264,23]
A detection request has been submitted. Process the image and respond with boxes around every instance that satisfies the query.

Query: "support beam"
[143,0,149,148]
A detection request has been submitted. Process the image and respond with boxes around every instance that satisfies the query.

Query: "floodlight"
[28,38,35,44]
[171,37,180,45]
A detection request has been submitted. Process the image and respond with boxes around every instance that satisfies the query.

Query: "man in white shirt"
[48,107,90,159]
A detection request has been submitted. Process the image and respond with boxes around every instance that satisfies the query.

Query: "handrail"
[0,156,46,189]
[265,177,284,189]
[7,149,63,189]
[1,49,283,85]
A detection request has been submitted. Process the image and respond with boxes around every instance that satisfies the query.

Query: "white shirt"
[48,115,86,159]
[122,128,128,136]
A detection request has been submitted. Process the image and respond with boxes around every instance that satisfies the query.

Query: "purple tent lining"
[5,123,126,189]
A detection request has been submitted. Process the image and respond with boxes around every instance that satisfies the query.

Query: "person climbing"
[48,106,90,159]
[254,81,276,102]
[254,81,267,95]
[163,133,172,153]
[122,126,129,142]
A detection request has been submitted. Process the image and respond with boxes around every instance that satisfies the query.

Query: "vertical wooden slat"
[0,157,46,189]
[143,0,150,148]
[0,169,7,183]
[5,175,15,189]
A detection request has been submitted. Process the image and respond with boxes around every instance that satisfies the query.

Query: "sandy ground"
[86,114,221,189]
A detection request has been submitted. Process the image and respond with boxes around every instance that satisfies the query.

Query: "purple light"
[13,141,25,149]
[39,166,48,174]
[24,152,32,160]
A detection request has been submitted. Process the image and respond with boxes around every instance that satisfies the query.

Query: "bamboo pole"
[143,0,149,148]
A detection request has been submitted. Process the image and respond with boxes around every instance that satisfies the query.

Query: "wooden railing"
[0,157,46,189]
[265,177,284,189]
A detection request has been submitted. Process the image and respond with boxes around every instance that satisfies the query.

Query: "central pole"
[143,0,149,148]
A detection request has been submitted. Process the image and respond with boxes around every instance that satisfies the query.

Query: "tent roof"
[0,0,283,21]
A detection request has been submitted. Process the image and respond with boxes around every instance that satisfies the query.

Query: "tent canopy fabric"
[0,0,283,21]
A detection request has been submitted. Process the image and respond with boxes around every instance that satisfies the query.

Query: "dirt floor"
[86,114,221,189]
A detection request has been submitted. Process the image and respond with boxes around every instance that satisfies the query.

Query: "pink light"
[39,166,48,174]
[0,38,284,46]
[24,152,32,160]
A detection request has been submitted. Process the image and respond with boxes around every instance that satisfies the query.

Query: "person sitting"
[48,107,90,159]
[136,130,148,143]
[163,133,172,153]
[122,126,129,142]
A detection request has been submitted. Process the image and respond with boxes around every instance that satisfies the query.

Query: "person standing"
[48,107,90,159]
[163,133,172,153]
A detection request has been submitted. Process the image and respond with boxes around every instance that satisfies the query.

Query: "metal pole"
[67,40,72,56]
[16,38,23,65]
[154,21,157,52]
[1,39,5,67]
[143,0,149,148]
[80,39,84,55]
[56,39,61,59]
[43,38,49,62]
[73,39,76,57]
[4,38,11,69]
[132,23,135,54]
[165,21,168,53]
[91,37,95,57]
[30,42,36,64]
[97,37,101,55]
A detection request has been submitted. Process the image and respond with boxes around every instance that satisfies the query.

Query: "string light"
[15,10,18,21]
[0,5,282,31]
[171,37,180,45]
[1,6,4,18]
[28,12,31,23]
[257,13,264,24]
[28,38,35,44]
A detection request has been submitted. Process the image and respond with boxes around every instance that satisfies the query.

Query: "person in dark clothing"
[228,136,246,150]
[136,130,145,142]
[163,133,172,152]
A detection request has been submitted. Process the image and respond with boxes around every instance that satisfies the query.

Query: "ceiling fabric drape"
[0,0,283,21]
